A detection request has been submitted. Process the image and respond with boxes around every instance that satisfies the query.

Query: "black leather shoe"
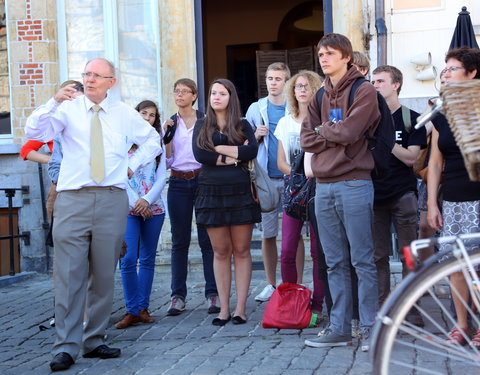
[232,315,247,325]
[50,352,74,372]
[212,315,231,326]
[83,344,121,359]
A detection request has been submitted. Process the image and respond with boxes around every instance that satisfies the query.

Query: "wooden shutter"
[0,208,20,276]
[255,50,288,98]
[255,46,322,98]
[287,46,315,75]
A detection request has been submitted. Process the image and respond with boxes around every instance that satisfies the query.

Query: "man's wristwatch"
[314,125,323,135]
[221,154,227,164]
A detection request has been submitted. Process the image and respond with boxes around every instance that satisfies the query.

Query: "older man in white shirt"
[25,58,160,372]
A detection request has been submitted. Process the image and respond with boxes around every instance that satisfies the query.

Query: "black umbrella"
[449,6,479,50]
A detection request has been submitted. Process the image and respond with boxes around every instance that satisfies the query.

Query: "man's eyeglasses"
[294,84,310,91]
[81,72,114,80]
[440,66,465,75]
[174,89,193,95]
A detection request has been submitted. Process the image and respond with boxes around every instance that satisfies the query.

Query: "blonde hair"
[285,70,323,118]
[265,62,291,80]
[352,51,370,74]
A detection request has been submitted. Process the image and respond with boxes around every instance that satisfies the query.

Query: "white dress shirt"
[25,94,161,192]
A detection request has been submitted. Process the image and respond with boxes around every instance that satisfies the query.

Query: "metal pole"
[375,0,387,66]
[194,0,205,113]
[323,0,333,35]
[5,189,16,276]
[37,163,50,271]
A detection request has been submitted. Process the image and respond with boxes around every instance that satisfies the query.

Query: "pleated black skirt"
[195,181,261,228]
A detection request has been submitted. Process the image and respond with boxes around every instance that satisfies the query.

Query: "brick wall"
[0,0,8,114]
[2,0,59,273]
[7,0,58,143]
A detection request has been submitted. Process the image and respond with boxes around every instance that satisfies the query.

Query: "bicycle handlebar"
[414,97,443,129]
[410,232,480,260]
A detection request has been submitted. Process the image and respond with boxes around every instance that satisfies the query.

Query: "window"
[58,0,161,109]
[117,0,161,107]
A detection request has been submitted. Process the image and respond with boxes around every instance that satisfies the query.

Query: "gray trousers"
[315,180,378,336]
[373,191,418,306]
[52,187,128,359]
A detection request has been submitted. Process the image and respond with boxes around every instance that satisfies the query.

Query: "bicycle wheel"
[371,245,480,375]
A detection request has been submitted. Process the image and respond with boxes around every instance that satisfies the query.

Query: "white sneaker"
[255,284,275,302]
[361,327,371,352]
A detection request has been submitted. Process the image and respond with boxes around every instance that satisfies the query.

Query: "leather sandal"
[470,329,480,347]
[446,327,470,346]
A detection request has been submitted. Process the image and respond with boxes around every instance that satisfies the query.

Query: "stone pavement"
[0,268,378,375]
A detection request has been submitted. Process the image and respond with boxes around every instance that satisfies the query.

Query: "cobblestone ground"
[0,268,465,375]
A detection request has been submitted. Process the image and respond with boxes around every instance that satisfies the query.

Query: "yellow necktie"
[90,105,105,183]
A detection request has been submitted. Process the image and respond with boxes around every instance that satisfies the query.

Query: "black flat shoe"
[83,344,121,359]
[212,315,231,326]
[232,316,247,325]
[50,352,74,371]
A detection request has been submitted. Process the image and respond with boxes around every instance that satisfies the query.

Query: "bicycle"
[370,232,480,374]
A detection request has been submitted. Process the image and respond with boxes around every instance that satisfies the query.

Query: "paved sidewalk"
[0,268,377,375]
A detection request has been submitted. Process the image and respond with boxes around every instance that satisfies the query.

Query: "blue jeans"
[168,176,217,299]
[314,180,378,336]
[120,213,165,315]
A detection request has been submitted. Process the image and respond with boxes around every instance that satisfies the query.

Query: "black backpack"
[163,110,205,144]
[316,77,395,180]
[282,151,316,221]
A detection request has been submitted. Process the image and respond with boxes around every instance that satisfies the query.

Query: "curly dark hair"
[445,47,480,78]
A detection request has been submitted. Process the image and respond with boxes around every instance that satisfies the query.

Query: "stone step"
[155,217,315,273]
[154,217,401,275]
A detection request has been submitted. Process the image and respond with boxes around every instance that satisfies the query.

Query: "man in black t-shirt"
[371,66,427,321]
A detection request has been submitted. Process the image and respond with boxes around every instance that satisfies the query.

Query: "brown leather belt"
[170,168,202,179]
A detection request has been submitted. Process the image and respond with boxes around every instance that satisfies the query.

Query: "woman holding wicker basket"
[427,47,480,346]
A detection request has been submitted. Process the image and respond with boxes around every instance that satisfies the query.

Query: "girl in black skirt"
[192,78,261,326]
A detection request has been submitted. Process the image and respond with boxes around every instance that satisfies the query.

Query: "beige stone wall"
[158,0,197,121]
[7,0,58,143]
[333,0,368,52]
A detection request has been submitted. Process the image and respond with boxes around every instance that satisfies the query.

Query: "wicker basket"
[441,79,480,181]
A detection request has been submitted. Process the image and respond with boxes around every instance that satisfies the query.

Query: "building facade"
[0,0,478,275]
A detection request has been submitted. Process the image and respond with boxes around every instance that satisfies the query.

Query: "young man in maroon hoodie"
[300,33,380,351]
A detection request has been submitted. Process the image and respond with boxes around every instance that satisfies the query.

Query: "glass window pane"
[117,0,159,107]
[65,0,104,81]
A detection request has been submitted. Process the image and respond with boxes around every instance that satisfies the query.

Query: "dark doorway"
[202,0,323,114]
[226,42,280,114]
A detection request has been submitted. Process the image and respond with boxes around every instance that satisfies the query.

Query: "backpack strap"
[315,87,325,114]
[348,77,368,107]
[314,77,368,129]
[401,105,412,133]
[164,111,204,144]
[163,113,178,144]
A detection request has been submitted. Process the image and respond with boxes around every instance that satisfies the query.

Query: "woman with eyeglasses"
[193,78,260,326]
[427,47,480,346]
[273,70,326,320]
[163,79,219,317]
[116,100,167,329]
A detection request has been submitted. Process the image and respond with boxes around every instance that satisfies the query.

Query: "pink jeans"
[280,211,325,311]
